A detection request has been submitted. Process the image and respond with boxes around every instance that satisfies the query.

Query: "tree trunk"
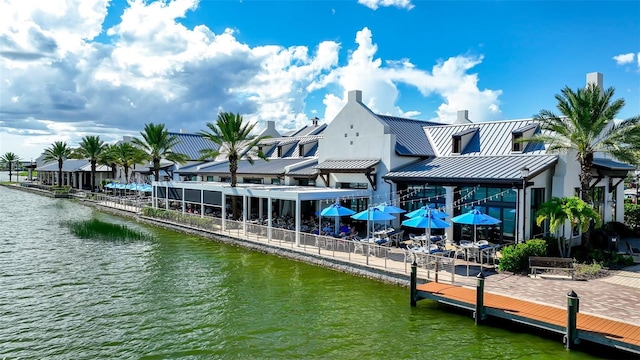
[153,158,160,182]
[91,161,97,192]
[229,156,238,219]
[57,159,63,187]
[124,166,130,184]
[578,155,594,246]
[8,163,12,182]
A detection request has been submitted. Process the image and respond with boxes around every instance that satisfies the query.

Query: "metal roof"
[376,115,440,156]
[168,132,219,161]
[383,155,558,184]
[189,158,315,175]
[314,159,380,170]
[593,158,636,171]
[286,124,327,137]
[36,159,111,172]
[426,119,547,157]
[286,160,318,176]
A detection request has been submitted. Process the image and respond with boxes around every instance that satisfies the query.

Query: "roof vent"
[311,116,319,126]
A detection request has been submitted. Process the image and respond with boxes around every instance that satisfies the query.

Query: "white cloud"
[0,1,502,160]
[613,52,635,65]
[315,27,502,123]
[358,0,414,10]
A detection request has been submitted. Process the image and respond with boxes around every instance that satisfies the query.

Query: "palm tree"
[526,83,640,205]
[109,142,148,183]
[43,141,72,187]
[70,135,106,192]
[536,196,600,257]
[198,112,270,219]
[0,152,20,182]
[99,144,119,181]
[132,123,189,181]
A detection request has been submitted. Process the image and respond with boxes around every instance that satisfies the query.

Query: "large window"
[403,185,446,212]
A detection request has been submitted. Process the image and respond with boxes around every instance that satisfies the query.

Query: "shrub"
[601,221,634,238]
[624,203,640,229]
[498,239,547,273]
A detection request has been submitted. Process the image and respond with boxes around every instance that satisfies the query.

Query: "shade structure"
[351,207,396,239]
[320,203,356,217]
[450,208,501,243]
[405,205,449,219]
[402,210,450,247]
[104,182,115,189]
[373,202,406,214]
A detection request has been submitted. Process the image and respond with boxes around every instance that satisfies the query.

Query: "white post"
[221,194,227,231]
[267,192,273,242]
[444,186,455,241]
[295,196,301,246]
[242,195,248,235]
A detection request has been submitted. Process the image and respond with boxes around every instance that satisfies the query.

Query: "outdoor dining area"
[306,201,504,276]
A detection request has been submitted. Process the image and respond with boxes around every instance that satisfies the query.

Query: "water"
[0,187,608,359]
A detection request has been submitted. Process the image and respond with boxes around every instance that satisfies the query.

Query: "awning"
[314,159,380,190]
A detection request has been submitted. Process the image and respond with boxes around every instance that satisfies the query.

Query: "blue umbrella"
[405,205,449,219]
[104,182,115,189]
[351,208,396,239]
[373,202,406,214]
[126,183,137,190]
[450,208,501,243]
[320,203,356,217]
[402,210,451,245]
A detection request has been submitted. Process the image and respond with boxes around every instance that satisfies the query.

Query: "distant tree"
[525,84,640,245]
[0,152,21,182]
[198,112,270,219]
[108,142,148,183]
[70,135,106,192]
[42,141,72,187]
[132,123,189,181]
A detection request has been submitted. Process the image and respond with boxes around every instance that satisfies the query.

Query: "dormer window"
[277,146,283,157]
[452,137,462,154]
[512,133,524,152]
[451,128,478,154]
[511,124,538,153]
[298,144,304,156]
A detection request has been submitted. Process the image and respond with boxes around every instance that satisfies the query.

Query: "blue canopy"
[405,205,449,219]
[450,209,501,225]
[401,212,450,229]
[320,203,356,217]
[373,202,406,214]
[351,208,396,221]
[104,182,115,189]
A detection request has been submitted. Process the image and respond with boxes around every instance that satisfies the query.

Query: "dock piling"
[410,261,417,307]
[565,290,579,350]
[475,271,485,324]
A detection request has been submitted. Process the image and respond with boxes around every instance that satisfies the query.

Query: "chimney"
[311,116,319,126]
[586,72,603,90]
[454,110,472,124]
[179,129,185,134]
[123,136,132,142]
[259,120,281,138]
[348,90,362,103]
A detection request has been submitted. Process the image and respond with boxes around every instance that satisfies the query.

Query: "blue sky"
[1,0,639,160]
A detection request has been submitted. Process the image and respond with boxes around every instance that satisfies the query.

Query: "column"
[444,186,455,241]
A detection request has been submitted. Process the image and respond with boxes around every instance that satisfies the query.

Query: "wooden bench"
[528,256,575,280]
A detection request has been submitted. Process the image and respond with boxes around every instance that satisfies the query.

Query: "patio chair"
[353,242,365,255]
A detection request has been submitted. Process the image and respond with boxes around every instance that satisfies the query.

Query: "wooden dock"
[414,281,640,355]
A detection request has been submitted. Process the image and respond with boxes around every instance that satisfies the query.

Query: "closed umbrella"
[450,208,501,243]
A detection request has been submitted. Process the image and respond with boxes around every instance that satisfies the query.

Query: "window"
[271,178,281,185]
[452,137,461,153]
[338,182,368,189]
[243,178,263,184]
[298,144,304,156]
[220,176,230,183]
[206,176,214,182]
[512,132,523,152]
[277,146,283,157]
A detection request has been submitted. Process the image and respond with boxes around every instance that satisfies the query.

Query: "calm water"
[0,186,607,359]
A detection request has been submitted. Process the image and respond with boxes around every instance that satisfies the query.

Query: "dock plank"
[416,281,640,351]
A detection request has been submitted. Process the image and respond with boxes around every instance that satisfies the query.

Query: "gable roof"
[168,132,219,161]
[425,119,547,157]
[376,115,441,156]
[36,159,111,172]
[183,158,314,176]
[383,155,558,185]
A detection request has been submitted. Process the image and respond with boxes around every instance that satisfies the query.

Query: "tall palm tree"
[43,141,72,187]
[132,123,189,181]
[0,152,20,182]
[536,196,600,257]
[198,112,270,219]
[526,83,640,205]
[70,135,106,192]
[109,142,148,183]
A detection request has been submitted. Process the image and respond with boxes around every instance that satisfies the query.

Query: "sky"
[1,0,639,161]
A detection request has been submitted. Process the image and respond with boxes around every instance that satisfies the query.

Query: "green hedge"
[624,203,640,229]
[498,239,548,273]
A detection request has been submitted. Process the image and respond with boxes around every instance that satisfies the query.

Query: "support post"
[475,271,485,325]
[434,260,439,283]
[565,290,579,350]
[410,261,417,307]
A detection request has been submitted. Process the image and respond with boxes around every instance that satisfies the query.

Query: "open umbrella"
[320,203,356,235]
[374,202,406,214]
[405,205,449,219]
[450,208,501,243]
[402,210,450,248]
[351,207,396,239]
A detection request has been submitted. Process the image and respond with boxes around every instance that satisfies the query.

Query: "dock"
[412,269,640,355]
